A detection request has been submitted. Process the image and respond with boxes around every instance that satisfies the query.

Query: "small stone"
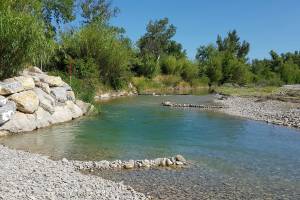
[175,154,186,162]
[166,159,173,166]
[62,158,68,164]
[160,158,167,167]
[124,160,135,169]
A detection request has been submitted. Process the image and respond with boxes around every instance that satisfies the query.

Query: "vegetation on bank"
[1,0,300,103]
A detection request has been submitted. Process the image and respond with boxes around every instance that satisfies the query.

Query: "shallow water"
[1,95,300,199]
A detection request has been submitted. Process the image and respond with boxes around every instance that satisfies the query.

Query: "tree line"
[1,0,300,101]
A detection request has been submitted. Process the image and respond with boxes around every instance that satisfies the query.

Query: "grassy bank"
[214,86,281,97]
[132,75,209,95]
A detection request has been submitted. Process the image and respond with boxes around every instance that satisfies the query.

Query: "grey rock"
[160,158,167,167]
[35,107,52,128]
[0,95,8,106]
[33,88,55,114]
[51,87,67,103]
[175,155,186,163]
[40,75,65,87]
[65,101,83,119]
[166,158,173,166]
[75,100,92,115]
[124,160,135,169]
[0,101,16,124]
[35,81,51,94]
[50,106,73,124]
[0,81,24,95]
[0,111,37,133]
[66,91,75,102]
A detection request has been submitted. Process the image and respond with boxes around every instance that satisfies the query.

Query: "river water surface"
[1,95,300,199]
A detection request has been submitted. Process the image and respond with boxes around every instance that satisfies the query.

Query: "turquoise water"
[1,95,300,199]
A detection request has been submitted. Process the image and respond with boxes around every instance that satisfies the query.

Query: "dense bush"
[60,23,133,89]
[0,4,54,79]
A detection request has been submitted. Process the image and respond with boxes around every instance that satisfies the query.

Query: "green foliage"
[279,60,300,84]
[133,55,159,78]
[0,2,55,78]
[60,22,133,89]
[81,0,120,24]
[160,56,178,75]
[196,31,252,86]
[179,59,199,81]
[137,17,186,61]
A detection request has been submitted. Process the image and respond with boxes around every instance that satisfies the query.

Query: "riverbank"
[215,95,300,128]
[0,144,148,200]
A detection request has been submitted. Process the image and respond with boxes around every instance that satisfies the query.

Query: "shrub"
[60,23,133,89]
[180,59,199,81]
[160,55,178,75]
[0,7,54,79]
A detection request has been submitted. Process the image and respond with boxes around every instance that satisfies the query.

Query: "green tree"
[137,17,177,60]
[81,0,120,24]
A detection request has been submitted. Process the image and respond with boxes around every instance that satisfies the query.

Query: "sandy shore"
[215,96,300,128]
[0,145,148,200]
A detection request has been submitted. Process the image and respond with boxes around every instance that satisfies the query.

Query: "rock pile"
[69,155,187,171]
[0,67,94,135]
[162,101,227,109]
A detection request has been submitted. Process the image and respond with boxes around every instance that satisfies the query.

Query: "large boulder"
[51,106,73,124]
[5,76,35,90]
[75,100,93,115]
[26,66,44,74]
[0,101,16,124]
[0,81,24,95]
[9,90,39,114]
[66,91,75,102]
[35,107,52,128]
[41,75,65,87]
[65,101,83,119]
[0,96,8,106]
[33,88,55,114]
[51,87,67,103]
[0,111,37,133]
[35,81,51,94]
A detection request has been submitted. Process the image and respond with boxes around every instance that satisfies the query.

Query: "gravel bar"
[0,145,148,200]
[215,96,300,128]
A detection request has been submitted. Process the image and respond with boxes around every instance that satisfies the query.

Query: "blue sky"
[107,0,300,60]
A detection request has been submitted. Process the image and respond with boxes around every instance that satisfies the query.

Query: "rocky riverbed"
[215,95,300,128]
[0,144,148,200]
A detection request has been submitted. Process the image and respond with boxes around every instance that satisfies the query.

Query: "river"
[0,95,299,199]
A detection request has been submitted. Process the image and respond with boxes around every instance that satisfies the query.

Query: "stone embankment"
[215,95,300,129]
[0,145,147,200]
[162,101,227,109]
[69,155,187,171]
[0,67,94,136]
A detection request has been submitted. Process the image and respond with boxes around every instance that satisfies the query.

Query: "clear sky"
[108,0,300,60]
